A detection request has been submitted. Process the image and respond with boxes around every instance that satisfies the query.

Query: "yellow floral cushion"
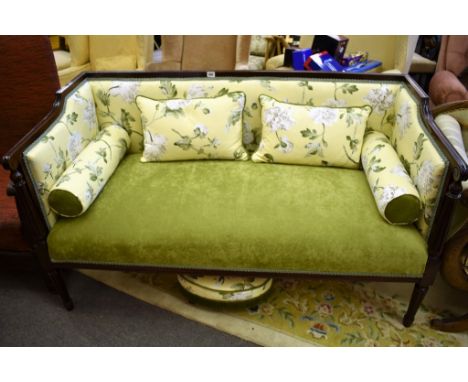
[24,81,99,227]
[48,125,130,217]
[391,88,447,236]
[362,131,421,224]
[136,92,249,162]
[434,113,468,193]
[252,95,371,168]
[177,274,273,303]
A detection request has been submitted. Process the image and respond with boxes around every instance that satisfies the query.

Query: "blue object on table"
[292,48,312,70]
[343,60,382,73]
[306,52,345,71]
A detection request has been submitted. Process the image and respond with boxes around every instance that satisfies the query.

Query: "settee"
[3,71,467,327]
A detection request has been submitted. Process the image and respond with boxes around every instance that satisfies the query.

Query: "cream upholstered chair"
[146,35,251,71]
[53,36,154,86]
[248,35,269,70]
[265,35,418,74]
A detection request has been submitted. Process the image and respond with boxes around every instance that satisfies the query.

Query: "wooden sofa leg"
[403,282,429,327]
[42,270,57,294]
[49,270,74,311]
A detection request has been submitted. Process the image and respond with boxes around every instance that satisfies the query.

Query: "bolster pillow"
[48,125,130,217]
[434,113,468,195]
[361,131,422,224]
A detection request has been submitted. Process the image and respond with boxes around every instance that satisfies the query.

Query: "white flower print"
[415,160,435,195]
[226,290,255,301]
[143,133,167,161]
[110,82,140,103]
[236,94,245,110]
[390,164,409,178]
[166,99,189,110]
[85,188,93,202]
[396,101,412,138]
[309,107,339,126]
[85,184,94,203]
[71,90,89,105]
[54,154,65,170]
[278,136,294,153]
[264,105,295,132]
[193,124,208,138]
[68,132,82,160]
[325,98,346,107]
[187,84,211,99]
[346,109,366,127]
[377,185,407,211]
[43,163,52,175]
[305,141,323,156]
[211,137,221,149]
[364,86,394,114]
[361,154,368,169]
[83,100,97,130]
[85,161,99,176]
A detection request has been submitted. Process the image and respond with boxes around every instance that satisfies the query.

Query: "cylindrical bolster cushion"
[434,114,468,163]
[434,113,468,194]
[361,131,421,224]
[48,125,130,217]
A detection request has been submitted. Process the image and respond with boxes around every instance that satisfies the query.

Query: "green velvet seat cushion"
[47,154,428,277]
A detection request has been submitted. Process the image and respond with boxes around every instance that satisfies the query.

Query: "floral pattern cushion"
[361,131,421,224]
[250,35,268,56]
[434,113,468,192]
[248,55,265,70]
[90,79,403,154]
[252,95,371,169]
[24,81,99,227]
[136,92,249,162]
[48,125,130,217]
[177,274,273,302]
[391,88,447,237]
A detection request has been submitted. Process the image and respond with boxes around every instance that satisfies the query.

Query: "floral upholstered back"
[24,81,98,227]
[90,78,407,153]
[24,76,448,238]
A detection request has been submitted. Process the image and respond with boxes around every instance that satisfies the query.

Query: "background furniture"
[265,35,418,74]
[409,36,441,92]
[52,35,154,86]
[429,35,468,107]
[430,101,468,332]
[248,35,269,70]
[145,35,251,71]
[0,36,60,259]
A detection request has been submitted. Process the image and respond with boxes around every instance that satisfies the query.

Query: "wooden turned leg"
[403,283,429,327]
[49,270,74,311]
[42,271,57,294]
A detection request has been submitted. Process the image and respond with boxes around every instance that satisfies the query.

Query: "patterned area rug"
[80,270,468,346]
